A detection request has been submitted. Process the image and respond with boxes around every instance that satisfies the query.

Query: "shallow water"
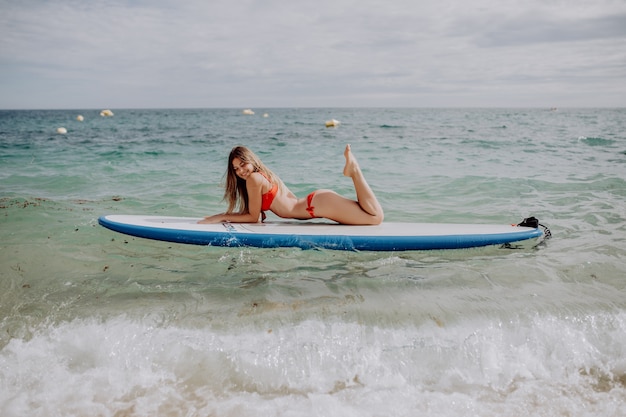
[1,108,625,416]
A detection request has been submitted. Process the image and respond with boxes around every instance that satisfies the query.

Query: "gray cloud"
[1,0,624,108]
[474,13,626,47]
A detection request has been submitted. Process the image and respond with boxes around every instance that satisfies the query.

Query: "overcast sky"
[1,0,625,109]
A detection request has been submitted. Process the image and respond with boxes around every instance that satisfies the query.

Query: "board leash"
[516,216,552,240]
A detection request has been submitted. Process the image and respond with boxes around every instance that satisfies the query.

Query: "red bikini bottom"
[306,192,317,218]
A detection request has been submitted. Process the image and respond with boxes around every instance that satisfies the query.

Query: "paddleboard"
[98,215,545,251]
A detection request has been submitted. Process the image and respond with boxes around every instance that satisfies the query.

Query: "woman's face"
[231,157,255,180]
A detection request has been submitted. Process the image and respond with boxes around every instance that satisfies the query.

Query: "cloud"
[0,0,625,108]
[472,13,626,47]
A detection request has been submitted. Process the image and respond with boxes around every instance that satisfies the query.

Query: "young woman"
[198,144,384,225]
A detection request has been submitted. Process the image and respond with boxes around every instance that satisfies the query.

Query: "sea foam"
[1,312,625,416]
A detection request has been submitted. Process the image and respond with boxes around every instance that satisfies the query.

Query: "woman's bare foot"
[343,144,360,177]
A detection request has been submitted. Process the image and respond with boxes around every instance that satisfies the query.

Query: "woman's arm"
[198,212,260,224]
[198,173,265,224]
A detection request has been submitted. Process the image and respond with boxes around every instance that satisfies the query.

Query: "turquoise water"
[1,108,625,416]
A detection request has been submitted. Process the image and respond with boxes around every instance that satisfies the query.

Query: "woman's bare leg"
[343,144,383,218]
[309,145,384,225]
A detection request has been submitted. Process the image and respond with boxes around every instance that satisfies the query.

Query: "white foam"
[1,313,625,416]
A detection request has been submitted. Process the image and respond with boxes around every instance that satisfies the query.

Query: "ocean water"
[1,108,625,416]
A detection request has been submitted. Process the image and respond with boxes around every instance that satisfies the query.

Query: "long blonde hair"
[223,146,284,214]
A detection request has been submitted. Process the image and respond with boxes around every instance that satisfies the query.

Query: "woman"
[199,144,384,225]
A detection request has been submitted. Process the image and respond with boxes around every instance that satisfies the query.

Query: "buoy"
[56,127,67,134]
[100,109,114,117]
[325,119,340,127]
[263,113,269,118]
[76,115,84,121]
[242,109,255,115]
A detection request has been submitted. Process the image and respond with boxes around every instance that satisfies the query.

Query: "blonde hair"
[223,146,284,214]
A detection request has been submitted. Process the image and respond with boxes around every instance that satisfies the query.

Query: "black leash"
[517,216,552,240]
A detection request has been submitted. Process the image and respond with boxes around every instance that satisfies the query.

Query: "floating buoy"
[76,115,84,121]
[242,109,255,115]
[325,119,340,127]
[56,127,67,134]
[263,113,269,118]
[100,109,114,117]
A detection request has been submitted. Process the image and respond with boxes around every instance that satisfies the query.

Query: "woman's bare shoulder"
[246,172,268,189]
[248,172,266,183]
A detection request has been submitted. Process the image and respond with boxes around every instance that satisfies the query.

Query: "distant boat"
[100,109,114,117]
[325,119,340,127]
[242,109,255,115]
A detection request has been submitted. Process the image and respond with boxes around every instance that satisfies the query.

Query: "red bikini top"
[258,172,278,221]
[261,182,278,211]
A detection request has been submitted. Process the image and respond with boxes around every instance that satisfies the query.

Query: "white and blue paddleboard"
[98,215,545,251]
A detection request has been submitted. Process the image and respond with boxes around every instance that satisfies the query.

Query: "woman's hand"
[197,214,225,224]
[197,212,261,224]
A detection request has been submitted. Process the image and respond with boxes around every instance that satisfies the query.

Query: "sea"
[1,108,625,416]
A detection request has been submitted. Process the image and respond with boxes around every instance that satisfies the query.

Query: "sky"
[1,0,625,109]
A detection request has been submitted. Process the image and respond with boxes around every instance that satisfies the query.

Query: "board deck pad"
[98,215,544,251]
